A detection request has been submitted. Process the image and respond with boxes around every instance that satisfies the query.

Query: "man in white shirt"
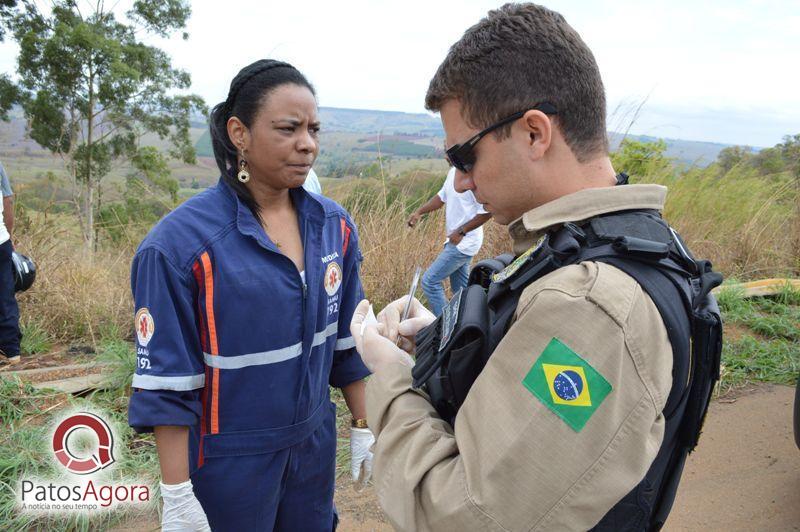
[0,161,20,364]
[407,167,491,315]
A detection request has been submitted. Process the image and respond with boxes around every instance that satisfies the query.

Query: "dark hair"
[209,59,315,218]
[425,3,608,161]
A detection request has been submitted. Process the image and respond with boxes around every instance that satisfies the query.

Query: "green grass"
[19,321,52,356]
[721,336,798,389]
[0,376,58,427]
[96,339,137,393]
[716,282,800,392]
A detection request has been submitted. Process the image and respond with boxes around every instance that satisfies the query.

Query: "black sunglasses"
[445,102,558,173]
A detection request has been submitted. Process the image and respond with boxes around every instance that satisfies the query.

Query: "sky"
[1,0,798,147]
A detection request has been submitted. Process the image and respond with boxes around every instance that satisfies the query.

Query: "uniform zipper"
[300,218,309,345]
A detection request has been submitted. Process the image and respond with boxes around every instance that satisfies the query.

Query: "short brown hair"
[425,3,608,161]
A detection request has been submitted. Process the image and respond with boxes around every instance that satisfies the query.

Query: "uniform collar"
[507,184,668,255]
[218,178,326,247]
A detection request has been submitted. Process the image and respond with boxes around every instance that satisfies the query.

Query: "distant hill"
[608,132,747,167]
[0,105,750,170]
[317,107,444,136]
[315,107,747,165]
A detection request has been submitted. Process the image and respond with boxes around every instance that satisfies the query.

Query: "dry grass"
[335,166,799,308]
[328,172,510,310]
[14,210,133,348]
[11,163,798,350]
[639,166,798,278]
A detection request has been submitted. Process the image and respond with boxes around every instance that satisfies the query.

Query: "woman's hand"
[350,427,375,484]
[160,479,211,532]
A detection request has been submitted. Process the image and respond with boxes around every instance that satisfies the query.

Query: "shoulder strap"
[470,208,723,531]
[587,256,692,416]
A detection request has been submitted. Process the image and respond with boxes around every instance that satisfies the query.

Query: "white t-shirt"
[437,167,488,256]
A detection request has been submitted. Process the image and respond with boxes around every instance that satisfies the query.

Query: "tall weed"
[13,210,132,347]
[11,160,798,352]
[328,170,511,309]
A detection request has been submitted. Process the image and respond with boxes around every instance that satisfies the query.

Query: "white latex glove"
[160,479,211,532]
[350,427,375,483]
[377,295,436,354]
[350,300,415,372]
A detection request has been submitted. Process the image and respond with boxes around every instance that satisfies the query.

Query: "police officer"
[128,60,373,531]
[350,4,702,531]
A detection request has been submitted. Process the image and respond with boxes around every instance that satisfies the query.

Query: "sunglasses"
[444,102,558,173]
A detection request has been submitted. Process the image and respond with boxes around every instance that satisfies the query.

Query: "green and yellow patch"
[522,337,612,432]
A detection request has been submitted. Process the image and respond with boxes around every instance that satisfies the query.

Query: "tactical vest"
[411,201,723,531]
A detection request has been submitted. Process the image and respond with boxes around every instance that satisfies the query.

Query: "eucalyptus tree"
[3,0,205,251]
[0,0,20,119]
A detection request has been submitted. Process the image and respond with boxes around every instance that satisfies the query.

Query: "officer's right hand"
[351,300,415,372]
[160,479,211,532]
[377,295,436,354]
[407,212,421,228]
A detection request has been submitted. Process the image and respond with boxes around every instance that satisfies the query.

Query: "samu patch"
[522,337,612,432]
[324,261,342,296]
[135,308,155,347]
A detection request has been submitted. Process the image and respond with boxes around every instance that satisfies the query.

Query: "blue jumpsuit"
[127,180,370,531]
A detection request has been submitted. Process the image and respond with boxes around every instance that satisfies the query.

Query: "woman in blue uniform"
[128,60,373,531]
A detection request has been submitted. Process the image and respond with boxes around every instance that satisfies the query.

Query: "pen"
[397,266,422,344]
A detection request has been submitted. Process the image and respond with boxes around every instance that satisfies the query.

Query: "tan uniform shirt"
[366,185,674,531]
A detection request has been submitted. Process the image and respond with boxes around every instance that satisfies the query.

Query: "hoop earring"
[237,150,250,183]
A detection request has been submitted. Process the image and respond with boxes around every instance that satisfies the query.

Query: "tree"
[715,145,752,174]
[777,134,800,272]
[0,0,20,120]
[0,0,18,41]
[750,146,785,176]
[611,138,671,178]
[1,0,205,252]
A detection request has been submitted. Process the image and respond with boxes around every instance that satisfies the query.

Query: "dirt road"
[665,384,799,531]
[336,384,800,531]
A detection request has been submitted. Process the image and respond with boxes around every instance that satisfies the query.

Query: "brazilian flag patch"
[522,337,612,432]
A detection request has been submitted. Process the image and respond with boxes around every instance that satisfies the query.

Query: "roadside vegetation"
[715,283,799,393]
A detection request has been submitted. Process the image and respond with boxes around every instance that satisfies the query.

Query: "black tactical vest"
[412,203,723,531]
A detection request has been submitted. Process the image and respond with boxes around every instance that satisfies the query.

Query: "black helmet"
[11,251,36,292]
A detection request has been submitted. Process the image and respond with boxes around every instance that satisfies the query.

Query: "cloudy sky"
[2,0,798,147]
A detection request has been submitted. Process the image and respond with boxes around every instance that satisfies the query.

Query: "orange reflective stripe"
[200,252,220,434]
[341,218,351,257]
[211,367,220,434]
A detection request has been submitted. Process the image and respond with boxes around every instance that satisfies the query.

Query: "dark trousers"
[0,239,20,358]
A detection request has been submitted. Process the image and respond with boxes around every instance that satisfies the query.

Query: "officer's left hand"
[350,426,375,483]
[350,300,415,373]
[376,295,436,351]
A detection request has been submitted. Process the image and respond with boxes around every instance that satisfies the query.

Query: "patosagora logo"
[52,412,116,474]
[18,410,150,514]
